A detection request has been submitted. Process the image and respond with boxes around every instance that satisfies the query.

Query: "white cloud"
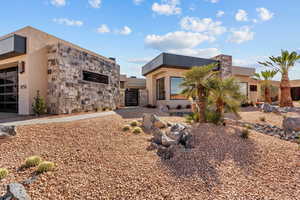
[256,8,274,21]
[168,48,220,58]
[133,0,144,5]
[216,10,225,18]
[180,17,226,35]
[89,0,101,8]
[118,26,132,35]
[235,9,248,22]
[152,0,181,16]
[145,31,215,51]
[228,26,254,44]
[97,24,110,34]
[210,0,219,3]
[127,58,151,64]
[51,0,66,7]
[53,18,83,27]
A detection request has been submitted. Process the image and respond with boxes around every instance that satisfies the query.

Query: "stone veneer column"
[212,54,233,79]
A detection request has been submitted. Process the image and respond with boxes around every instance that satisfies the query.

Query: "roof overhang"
[0,34,26,60]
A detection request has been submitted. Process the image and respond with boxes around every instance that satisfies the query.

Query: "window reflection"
[170,77,186,100]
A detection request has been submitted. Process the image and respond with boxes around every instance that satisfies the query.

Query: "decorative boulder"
[152,128,164,145]
[0,125,17,138]
[142,114,167,130]
[282,117,300,133]
[261,103,274,113]
[159,105,169,113]
[161,133,177,147]
[1,183,31,200]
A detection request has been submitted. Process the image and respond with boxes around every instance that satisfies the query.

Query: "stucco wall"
[47,43,120,114]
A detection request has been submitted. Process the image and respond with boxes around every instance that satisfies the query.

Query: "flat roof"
[142,53,218,76]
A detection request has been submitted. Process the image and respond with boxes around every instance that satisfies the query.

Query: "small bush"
[122,125,131,131]
[244,124,252,130]
[240,129,250,139]
[185,112,199,123]
[37,161,55,173]
[259,116,266,122]
[32,90,46,115]
[176,105,182,110]
[130,121,138,127]
[206,110,222,125]
[24,156,42,168]
[132,127,142,134]
[0,168,8,180]
[186,104,191,109]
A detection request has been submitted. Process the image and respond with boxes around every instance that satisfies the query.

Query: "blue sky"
[1,0,300,79]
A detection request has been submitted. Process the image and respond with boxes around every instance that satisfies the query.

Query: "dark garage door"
[125,89,139,107]
[0,67,18,113]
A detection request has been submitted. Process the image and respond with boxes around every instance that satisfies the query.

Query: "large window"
[238,82,248,97]
[156,78,165,100]
[82,71,109,84]
[170,77,186,100]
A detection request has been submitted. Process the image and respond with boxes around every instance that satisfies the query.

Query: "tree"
[259,50,300,107]
[207,77,244,122]
[253,70,278,103]
[181,64,218,122]
[32,90,47,116]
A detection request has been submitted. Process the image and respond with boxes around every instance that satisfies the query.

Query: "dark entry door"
[0,67,18,113]
[125,89,139,106]
[291,87,300,101]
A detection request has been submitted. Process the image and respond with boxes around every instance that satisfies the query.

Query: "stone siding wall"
[47,43,120,114]
[213,55,232,78]
[139,89,148,106]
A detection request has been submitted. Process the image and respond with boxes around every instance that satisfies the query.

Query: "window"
[82,71,109,84]
[156,78,165,100]
[250,85,257,92]
[120,81,125,89]
[237,82,248,97]
[170,77,186,100]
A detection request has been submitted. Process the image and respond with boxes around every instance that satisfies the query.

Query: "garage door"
[0,67,18,113]
[125,89,139,107]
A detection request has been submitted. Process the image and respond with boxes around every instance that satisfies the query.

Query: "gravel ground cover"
[0,108,299,199]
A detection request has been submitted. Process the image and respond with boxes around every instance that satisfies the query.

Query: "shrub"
[24,156,42,168]
[186,104,191,109]
[122,125,130,131]
[259,116,266,122]
[176,105,182,110]
[206,110,222,125]
[240,129,250,139]
[185,112,199,123]
[130,121,138,127]
[244,124,252,130]
[132,127,142,134]
[32,90,46,115]
[0,168,8,180]
[37,161,55,173]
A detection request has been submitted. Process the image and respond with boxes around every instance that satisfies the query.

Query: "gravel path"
[0,109,299,199]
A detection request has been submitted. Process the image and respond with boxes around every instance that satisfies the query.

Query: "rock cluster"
[261,103,298,114]
[142,114,193,159]
[0,126,17,138]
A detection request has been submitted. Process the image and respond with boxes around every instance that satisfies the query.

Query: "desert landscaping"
[0,106,299,200]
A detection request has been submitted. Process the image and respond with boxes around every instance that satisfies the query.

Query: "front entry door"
[0,67,18,113]
[125,89,139,107]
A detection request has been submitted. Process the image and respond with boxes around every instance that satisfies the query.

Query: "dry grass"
[0,108,299,199]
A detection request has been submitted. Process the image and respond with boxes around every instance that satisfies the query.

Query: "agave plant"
[259,50,300,107]
[253,70,278,103]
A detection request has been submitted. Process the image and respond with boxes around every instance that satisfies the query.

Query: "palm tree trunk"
[265,86,272,104]
[216,98,224,120]
[280,72,293,107]
[197,86,207,123]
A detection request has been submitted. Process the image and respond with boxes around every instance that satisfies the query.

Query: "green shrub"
[259,116,266,122]
[37,161,55,173]
[130,121,139,127]
[0,168,8,180]
[244,124,252,130]
[24,156,42,168]
[132,127,142,134]
[185,112,200,123]
[206,110,222,125]
[240,129,250,139]
[32,90,47,115]
[122,125,131,131]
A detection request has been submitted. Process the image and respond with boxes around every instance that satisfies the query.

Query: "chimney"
[212,54,232,78]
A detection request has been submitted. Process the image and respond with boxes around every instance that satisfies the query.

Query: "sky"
[1,0,300,79]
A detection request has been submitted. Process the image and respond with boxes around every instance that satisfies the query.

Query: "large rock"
[0,126,17,138]
[152,128,164,145]
[161,133,177,147]
[283,117,300,133]
[261,103,277,113]
[142,114,167,130]
[0,183,31,200]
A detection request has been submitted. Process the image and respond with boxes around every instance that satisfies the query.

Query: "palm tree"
[259,50,300,107]
[207,77,244,121]
[253,70,278,103]
[181,64,218,122]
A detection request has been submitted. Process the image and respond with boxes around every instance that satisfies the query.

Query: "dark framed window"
[250,85,257,92]
[156,78,165,100]
[82,71,109,84]
[120,81,125,89]
[170,77,186,100]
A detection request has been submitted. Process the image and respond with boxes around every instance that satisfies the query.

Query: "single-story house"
[141,53,260,108]
[0,26,120,115]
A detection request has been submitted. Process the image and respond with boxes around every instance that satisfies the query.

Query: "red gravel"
[0,109,299,199]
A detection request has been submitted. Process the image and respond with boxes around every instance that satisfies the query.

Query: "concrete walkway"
[0,111,116,126]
